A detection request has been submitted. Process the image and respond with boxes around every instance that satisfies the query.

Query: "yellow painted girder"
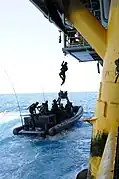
[65,2,107,59]
[64,0,119,178]
[90,0,119,178]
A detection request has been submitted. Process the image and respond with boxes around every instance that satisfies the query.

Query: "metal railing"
[64,30,90,48]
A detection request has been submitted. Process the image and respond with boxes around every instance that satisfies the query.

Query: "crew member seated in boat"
[37,100,49,115]
[37,104,43,114]
[59,103,64,110]
[51,99,61,123]
[43,100,49,114]
[65,101,73,117]
[51,99,59,113]
[59,61,68,86]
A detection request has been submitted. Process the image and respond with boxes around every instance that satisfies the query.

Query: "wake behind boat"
[13,91,83,137]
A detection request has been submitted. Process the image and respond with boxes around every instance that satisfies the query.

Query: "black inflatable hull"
[13,106,83,137]
[13,126,24,135]
[48,106,83,136]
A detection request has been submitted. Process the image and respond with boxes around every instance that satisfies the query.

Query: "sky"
[0,0,102,94]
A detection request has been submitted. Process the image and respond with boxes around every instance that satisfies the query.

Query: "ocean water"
[0,92,97,179]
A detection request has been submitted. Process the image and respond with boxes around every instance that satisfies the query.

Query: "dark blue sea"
[0,92,97,179]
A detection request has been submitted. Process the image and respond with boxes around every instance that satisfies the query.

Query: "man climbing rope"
[59,61,68,85]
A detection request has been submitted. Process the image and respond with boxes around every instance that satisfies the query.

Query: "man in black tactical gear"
[59,61,68,85]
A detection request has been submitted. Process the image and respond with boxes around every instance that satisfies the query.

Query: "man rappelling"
[59,61,68,86]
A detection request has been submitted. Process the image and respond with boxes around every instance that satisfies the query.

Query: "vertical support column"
[88,0,119,178]
[63,1,106,177]
[63,0,119,178]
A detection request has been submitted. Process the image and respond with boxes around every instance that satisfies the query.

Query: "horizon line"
[0,91,98,95]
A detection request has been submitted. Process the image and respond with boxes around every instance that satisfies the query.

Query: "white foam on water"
[0,112,20,124]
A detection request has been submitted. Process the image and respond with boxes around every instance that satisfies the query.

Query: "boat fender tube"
[48,128,56,136]
[40,131,46,138]
[49,106,83,136]
[13,126,24,135]
[73,106,79,113]
[76,169,88,179]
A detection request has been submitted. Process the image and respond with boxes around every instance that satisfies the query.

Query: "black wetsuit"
[65,102,73,117]
[29,104,35,114]
[28,102,39,130]
[59,62,68,85]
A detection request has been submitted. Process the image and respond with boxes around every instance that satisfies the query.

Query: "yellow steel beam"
[64,0,107,59]
[88,0,119,178]
[65,0,119,178]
